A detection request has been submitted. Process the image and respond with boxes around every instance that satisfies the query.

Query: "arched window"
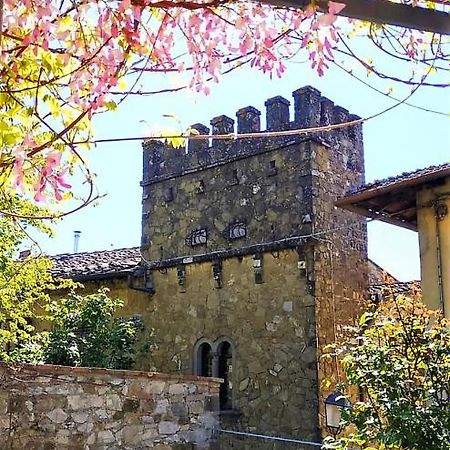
[193,337,234,411]
[193,340,213,377]
[218,340,233,410]
[200,343,213,377]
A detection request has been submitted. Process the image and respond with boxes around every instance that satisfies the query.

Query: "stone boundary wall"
[0,362,221,450]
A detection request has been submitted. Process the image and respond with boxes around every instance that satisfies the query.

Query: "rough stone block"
[46,408,68,424]
[158,420,180,435]
[168,383,188,396]
[105,393,122,411]
[97,429,115,444]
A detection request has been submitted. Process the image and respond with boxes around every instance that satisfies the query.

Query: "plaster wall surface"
[417,177,450,316]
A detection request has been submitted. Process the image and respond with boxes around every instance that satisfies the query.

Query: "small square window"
[189,228,207,246]
[229,222,246,240]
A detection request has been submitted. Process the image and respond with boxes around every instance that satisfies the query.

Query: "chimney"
[73,230,81,253]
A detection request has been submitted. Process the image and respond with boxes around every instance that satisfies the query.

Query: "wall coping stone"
[0,362,223,385]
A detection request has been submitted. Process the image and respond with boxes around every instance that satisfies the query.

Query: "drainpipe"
[434,202,447,316]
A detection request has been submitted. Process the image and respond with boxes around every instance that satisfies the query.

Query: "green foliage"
[45,289,146,370]
[326,296,450,450]
[8,333,49,365]
[0,197,148,370]
[0,195,73,361]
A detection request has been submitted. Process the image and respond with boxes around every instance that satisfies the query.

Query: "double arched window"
[193,337,234,410]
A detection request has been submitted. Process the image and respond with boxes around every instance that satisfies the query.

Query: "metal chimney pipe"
[73,230,81,253]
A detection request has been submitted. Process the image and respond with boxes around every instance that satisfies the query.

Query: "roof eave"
[338,203,418,232]
[54,270,134,282]
[337,166,450,208]
[336,167,450,231]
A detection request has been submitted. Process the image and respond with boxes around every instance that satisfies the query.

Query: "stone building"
[52,86,369,443]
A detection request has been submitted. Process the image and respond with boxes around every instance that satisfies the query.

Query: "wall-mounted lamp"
[324,392,348,438]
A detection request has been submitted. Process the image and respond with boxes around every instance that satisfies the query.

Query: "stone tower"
[138,86,368,442]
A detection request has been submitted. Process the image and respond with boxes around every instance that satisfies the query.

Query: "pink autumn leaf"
[119,0,131,13]
[55,170,72,190]
[328,1,346,15]
[12,154,25,187]
[34,191,46,202]
[264,37,274,48]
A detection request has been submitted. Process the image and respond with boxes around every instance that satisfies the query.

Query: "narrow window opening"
[268,159,277,176]
[197,180,205,194]
[165,187,174,203]
[199,343,213,377]
[228,168,239,186]
[188,228,207,247]
[218,341,233,410]
[229,222,246,240]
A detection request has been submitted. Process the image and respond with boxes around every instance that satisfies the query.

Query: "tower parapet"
[142,86,363,184]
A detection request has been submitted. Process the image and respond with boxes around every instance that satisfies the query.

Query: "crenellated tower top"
[142,86,363,184]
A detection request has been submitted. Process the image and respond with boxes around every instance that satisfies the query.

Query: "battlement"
[142,86,362,183]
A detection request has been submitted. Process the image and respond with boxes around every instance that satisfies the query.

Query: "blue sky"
[34,46,449,282]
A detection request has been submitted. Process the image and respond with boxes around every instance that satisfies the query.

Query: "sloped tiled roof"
[50,247,141,281]
[369,281,421,297]
[337,162,450,231]
[348,163,450,195]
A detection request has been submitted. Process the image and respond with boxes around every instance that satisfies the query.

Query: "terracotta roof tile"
[50,247,141,280]
[369,281,421,297]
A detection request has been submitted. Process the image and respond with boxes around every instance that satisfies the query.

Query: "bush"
[326,296,450,450]
[44,289,147,370]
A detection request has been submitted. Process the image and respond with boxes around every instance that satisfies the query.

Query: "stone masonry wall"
[136,85,367,441]
[140,85,361,262]
[308,92,368,427]
[141,139,314,261]
[134,249,320,442]
[0,363,220,450]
